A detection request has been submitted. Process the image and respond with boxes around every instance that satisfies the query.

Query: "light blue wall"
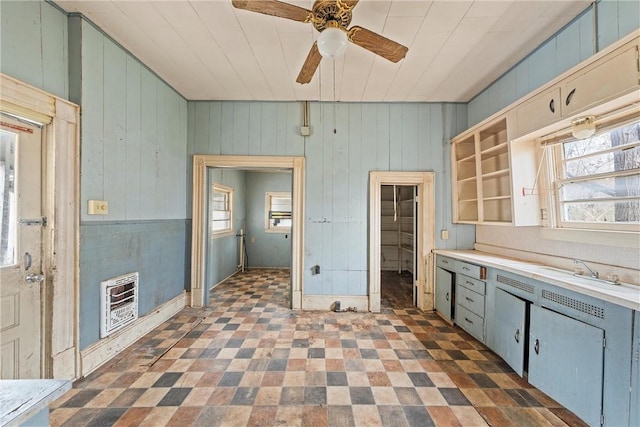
[67,17,189,350]
[468,0,640,126]
[188,101,474,297]
[0,1,68,99]
[79,221,189,349]
[245,172,293,268]
[207,169,246,299]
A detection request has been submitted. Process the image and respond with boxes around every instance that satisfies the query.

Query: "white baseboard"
[302,295,369,311]
[80,291,187,377]
[52,347,76,379]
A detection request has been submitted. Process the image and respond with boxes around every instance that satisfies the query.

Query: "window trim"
[210,183,234,238]
[543,111,640,235]
[265,191,292,233]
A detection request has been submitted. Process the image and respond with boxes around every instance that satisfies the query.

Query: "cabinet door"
[513,87,561,139]
[562,43,639,117]
[435,267,453,322]
[529,305,604,427]
[493,289,526,376]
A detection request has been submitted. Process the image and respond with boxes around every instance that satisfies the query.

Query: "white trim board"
[80,291,187,377]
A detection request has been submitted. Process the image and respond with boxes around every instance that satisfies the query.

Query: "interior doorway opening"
[204,168,293,308]
[191,155,305,310]
[380,185,417,309]
[369,171,435,313]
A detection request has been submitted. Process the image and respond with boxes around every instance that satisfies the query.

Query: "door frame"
[0,73,80,378]
[191,155,305,309]
[369,171,435,312]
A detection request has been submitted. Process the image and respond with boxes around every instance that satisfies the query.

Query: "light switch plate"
[441,229,449,240]
[88,200,108,215]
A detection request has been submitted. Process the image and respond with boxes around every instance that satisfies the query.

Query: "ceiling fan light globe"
[317,27,348,58]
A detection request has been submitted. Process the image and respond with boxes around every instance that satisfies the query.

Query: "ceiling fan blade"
[231,0,312,23]
[348,26,408,63]
[296,42,322,84]
[342,0,360,9]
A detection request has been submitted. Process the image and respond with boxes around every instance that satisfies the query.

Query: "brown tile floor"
[50,268,587,426]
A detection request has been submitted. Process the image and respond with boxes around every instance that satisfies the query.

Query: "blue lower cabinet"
[435,267,454,323]
[529,305,604,427]
[493,288,527,376]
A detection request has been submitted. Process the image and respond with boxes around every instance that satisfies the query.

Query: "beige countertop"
[434,249,640,311]
[0,379,71,426]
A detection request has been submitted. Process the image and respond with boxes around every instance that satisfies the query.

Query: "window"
[0,129,17,267]
[211,184,233,236]
[265,192,292,233]
[546,117,640,232]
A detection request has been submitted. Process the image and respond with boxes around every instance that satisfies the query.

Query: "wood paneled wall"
[0,1,68,99]
[71,18,188,222]
[468,0,640,126]
[188,101,474,296]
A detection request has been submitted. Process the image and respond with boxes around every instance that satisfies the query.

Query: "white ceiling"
[55,0,591,102]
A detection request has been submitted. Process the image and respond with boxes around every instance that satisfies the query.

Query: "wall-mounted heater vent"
[497,274,535,294]
[542,289,604,319]
[100,272,139,338]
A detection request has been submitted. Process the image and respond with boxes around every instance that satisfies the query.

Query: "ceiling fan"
[231,0,409,84]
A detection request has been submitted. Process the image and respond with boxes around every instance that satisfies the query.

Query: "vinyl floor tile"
[49,268,585,427]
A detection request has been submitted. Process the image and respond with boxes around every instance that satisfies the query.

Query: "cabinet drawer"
[457,284,485,317]
[457,274,486,295]
[455,260,486,280]
[456,304,484,342]
[437,256,455,270]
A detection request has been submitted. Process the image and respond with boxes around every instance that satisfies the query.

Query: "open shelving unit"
[380,186,415,273]
[452,117,513,224]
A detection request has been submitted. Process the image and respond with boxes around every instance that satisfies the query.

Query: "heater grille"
[497,274,535,294]
[100,272,139,338]
[542,289,604,319]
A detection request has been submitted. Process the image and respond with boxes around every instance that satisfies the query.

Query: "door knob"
[25,273,44,284]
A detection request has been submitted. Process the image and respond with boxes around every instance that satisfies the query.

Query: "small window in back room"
[547,116,640,232]
[266,192,292,233]
[211,183,233,236]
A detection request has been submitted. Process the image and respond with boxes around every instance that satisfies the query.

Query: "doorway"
[380,185,417,309]
[205,168,293,307]
[369,171,435,312]
[191,155,305,309]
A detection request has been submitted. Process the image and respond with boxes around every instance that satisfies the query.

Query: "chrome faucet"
[574,259,599,278]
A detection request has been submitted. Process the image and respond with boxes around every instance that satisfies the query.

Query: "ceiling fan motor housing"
[312,0,353,32]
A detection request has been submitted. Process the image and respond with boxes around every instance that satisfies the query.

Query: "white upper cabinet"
[561,41,639,117]
[511,34,639,140]
[452,31,639,226]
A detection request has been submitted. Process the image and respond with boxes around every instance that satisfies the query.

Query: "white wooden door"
[0,116,43,379]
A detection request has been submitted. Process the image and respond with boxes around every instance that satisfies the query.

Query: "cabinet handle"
[445,292,449,302]
[465,317,474,324]
[534,339,540,354]
[514,328,520,343]
[463,267,470,271]
[465,297,474,303]
[442,259,449,264]
[466,281,474,287]
[549,99,555,113]
[565,88,576,106]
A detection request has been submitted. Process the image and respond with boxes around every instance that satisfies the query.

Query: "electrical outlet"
[88,200,108,215]
[441,229,449,240]
[300,126,310,136]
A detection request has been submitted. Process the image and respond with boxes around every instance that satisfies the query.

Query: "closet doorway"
[380,185,417,309]
[369,171,435,312]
